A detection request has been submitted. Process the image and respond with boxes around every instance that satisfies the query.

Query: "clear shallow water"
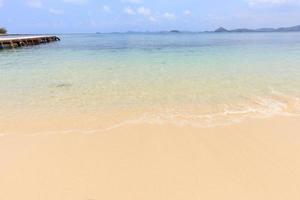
[1,33,300,129]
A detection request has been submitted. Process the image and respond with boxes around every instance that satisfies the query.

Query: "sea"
[1,32,300,131]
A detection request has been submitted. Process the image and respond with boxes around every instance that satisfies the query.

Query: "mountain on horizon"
[214,25,300,33]
[214,27,229,33]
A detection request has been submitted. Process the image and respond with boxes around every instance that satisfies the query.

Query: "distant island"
[170,30,181,33]
[214,25,300,33]
[0,27,7,35]
[94,25,300,34]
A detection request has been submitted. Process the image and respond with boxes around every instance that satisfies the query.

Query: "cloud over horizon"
[247,0,300,6]
[0,0,300,33]
[27,0,43,8]
[49,8,64,15]
[63,0,89,5]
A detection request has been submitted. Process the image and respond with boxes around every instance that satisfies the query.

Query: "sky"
[0,0,300,33]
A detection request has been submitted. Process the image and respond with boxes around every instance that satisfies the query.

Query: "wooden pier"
[0,35,60,49]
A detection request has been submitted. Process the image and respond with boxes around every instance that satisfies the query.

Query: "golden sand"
[1,116,300,199]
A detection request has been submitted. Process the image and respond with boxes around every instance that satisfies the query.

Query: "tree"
[0,27,7,34]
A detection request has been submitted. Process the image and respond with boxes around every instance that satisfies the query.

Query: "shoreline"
[0,113,300,137]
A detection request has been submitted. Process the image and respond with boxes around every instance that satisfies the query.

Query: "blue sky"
[1,0,300,33]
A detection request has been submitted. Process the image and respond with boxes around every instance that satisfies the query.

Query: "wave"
[0,89,299,137]
[138,91,300,128]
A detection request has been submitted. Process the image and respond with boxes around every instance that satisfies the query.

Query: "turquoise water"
[1,33,300,128]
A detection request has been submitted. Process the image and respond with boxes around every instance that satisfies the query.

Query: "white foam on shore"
[0,90,300,137]
[143,94,300,127]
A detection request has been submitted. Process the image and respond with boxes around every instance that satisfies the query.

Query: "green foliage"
[0,27,7,34]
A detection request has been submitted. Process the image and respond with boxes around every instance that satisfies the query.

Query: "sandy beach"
[1,33,300,199]
[1,116,300,200]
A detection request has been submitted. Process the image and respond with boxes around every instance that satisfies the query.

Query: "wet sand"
[1,116,300,200]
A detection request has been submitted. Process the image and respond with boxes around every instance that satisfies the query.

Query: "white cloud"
[124,7,136,15]
[102,5,111,12]
[63,0,88,5]
[247,0,300,6]
[137,6,151,16]
[121,0,143,4]
[149,16,157,22]
[49,8,64,15]
[27,0,43,8]
[163,12,176,20]
[124,6,158,21]
[183,10,192,15]
[89,19,97,27]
